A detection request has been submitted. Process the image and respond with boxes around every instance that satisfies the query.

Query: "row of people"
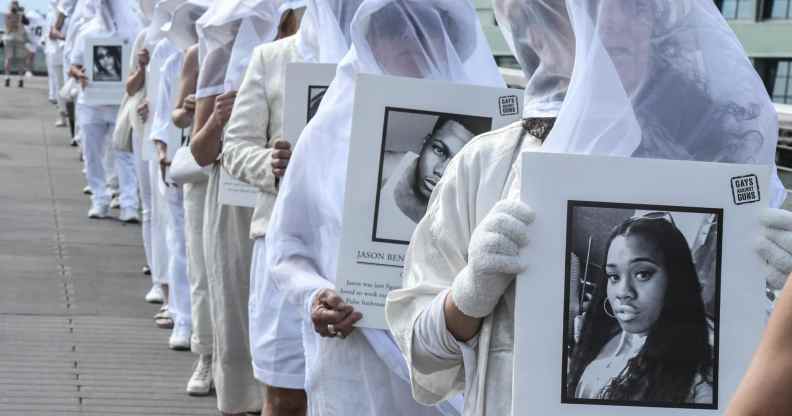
[44,0,792,415]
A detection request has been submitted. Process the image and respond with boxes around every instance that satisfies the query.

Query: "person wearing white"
[166,0,213,396]
[149,35,192,352]
[190,1,283,412]
[384,1,785,415]
[67,0,143,220]
[222,0,364,411]
[263,0,504,414]
[45,0,69,128]
[141,1,183,314]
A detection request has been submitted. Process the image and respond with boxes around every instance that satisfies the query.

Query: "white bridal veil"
[543,0,785,206]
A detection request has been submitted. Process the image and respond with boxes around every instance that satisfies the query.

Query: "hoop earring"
[604,298,616,319]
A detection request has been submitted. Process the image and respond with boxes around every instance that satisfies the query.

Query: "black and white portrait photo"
[372,108,491,244]
[561,201,722,409]
[307,85,328,122]
[92,44,123,82]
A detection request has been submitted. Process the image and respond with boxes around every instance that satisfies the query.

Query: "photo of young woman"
[564,204,720,408]
[92,45,123,82]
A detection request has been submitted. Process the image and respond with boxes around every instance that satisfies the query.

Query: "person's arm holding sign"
[728,208,792,415]
[727,274,792,415]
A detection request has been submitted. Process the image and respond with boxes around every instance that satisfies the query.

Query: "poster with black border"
[513,152,769,415]
[283,62,337,145]
[337,74,523,329]
[83,36,130,106]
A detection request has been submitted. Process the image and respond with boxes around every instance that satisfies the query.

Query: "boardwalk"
[0,78,217,415]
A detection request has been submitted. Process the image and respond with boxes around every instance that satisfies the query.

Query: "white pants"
[45,51,65,115]
[249,238,305,389]
[132,131,153,278]
[148,159,170,286]
[184,181,213,354]
[78,105,136,209]
[166,185,191,331]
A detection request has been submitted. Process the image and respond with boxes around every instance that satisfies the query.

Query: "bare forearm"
[191,114,223,167]
[126,68,145,96]
[443,292,482,342]
[727,276,792,415]
[55,13,65,31]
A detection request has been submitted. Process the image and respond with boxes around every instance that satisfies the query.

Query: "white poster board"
[283,62,336,144]
[337,74,524,329]
[83,36,130,106]
[513,152,769,415]
[219,167,259,208]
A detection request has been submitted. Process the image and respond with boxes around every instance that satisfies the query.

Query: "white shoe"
[119,208,140,224]
[186,354,213,396]
[82,186,92,195]
[24,71,33,79]
[144,285,164,304]
[110,196,121,209]
[87,203,110,219]
[55,117,67,127]
[169,325,191,351]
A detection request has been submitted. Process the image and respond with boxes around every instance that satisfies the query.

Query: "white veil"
[145,0,184,48]
[161,1,207,51]
[296,0,365,64]
[264,0,502,413]
[223,0,305,93]
[542,0,785,206]
[493,0,574,118]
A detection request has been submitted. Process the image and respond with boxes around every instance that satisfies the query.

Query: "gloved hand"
[756,208,792,291]
[450,199,535,318]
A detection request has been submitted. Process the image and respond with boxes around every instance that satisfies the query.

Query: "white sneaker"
[110,196,121,209]
[169,325,191,351]
[55,117,67,127]
[186,354,213,396]
[119,208,140,224]
[144,285,164,304]
[24,71,33,79]
[87,203,110,219]
[82,186,92,195]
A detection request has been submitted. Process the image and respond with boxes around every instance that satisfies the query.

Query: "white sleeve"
[412,289,478,375]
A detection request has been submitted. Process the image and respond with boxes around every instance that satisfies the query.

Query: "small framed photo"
[336,74,523,329]
[372,107,492,244]
[513,152,771,416]
[84,36,129,106]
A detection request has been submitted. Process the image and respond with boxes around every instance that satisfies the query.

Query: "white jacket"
[386,121,542,416]
[221,35,301,239]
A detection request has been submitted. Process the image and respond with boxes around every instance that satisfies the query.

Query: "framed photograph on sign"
[84,36,129,106]
[283,63,337,144]
[373,108,492,244]
[335,74,523,329]
[513,152,770,416]
[561,201,722,409]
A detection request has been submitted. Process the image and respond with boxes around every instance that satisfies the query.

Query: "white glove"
[450,199,535,318]
[756,208,792,291]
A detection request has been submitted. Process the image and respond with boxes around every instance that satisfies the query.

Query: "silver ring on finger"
[327,324,337,336]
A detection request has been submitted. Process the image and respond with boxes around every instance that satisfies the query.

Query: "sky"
[0,0,50,14]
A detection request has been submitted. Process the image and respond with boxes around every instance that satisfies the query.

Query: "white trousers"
[132,132,153,278]
[166,185,192,331]
[184,181,213,354]
[249,238,305,389]
[78,106,137,209]
[45,51,66,115]
[148,159,170,286]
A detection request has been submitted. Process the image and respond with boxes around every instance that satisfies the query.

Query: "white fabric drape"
[542,0,785,206]
[264,0,502,414]
[493,0,574,118]
[161,1,207,51]
[296,0,363,64]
